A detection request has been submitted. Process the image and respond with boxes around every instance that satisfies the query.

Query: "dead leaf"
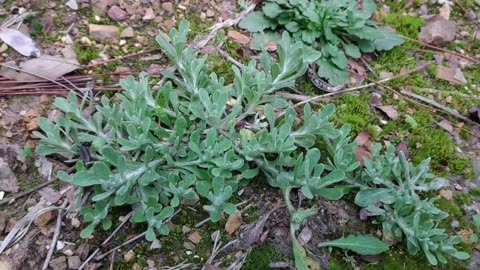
[0,55,79,81]
[38,187,62,204]
[225,210,242,235]
[395,141,409,160]
[348,59,365,76]
[354,131,370,146]
[377,105,399,120]
[404,0,414,9]
[437,119,453,133]
[354,147,372,166]
[0,28,41,57]
[369,94,383,107]
[228,30,250,46]
[359,207,383,220]
[439,189,453,200]
[239,208,276,250]
[298,226,312,245]
[457,229,474,243]
[76,243,90,261]
[436,66,467,86]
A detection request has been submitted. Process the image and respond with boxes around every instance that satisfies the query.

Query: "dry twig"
[42,200,69,270]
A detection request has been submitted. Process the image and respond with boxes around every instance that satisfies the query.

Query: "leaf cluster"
[239,0,404,85]
[353,145,469,265]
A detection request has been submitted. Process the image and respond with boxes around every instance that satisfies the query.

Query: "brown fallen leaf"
[239,207,277,250]
[377,105,399,120]
[228,30,250,46]
[457,229,474,243]
[38,187,62,204]
[0,28,41,57]
[436,66,467,86]
[437,119,453,133]
[354,130,370,147]
[395,141,409,160]
[298,226,312,245]
[225,210,242,235]
[0,55,79,81]
[354,147,372,167]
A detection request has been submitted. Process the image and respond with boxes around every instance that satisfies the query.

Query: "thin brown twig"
[399,35,480,64]
[216,47,243,68]
[280,61,433,116]
[80,48,160,69]
[42,200,68,270]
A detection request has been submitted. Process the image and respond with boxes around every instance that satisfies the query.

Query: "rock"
[438,3,451,20]
[91,0,109,15]
[66,0,78,10]
[132,263,141,270]
[61,14,78,25]
[49,256,67,270]
[120,26,134,38]
[227,30,250,46]
[88,24,119,43]
[436,66,467,85]
[206,9,215,17]
[71,217,81,228]
[182,226,191,234]
[419,15,456,46]
[161,2,173,14]
[0,260,12,270]
[67,256,81,269]
[143,8,155,21]
[107,6,128,21]
[0,158,18,193]
[439,189,453,200]
[23,110,39,131]
[33,210,53,227]
[451,220,460,229]
[188,231,202,244]
[61,47,77,59]
[124,250,134,262]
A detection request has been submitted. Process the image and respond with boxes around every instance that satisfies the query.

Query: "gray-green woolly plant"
[33,21,466,267]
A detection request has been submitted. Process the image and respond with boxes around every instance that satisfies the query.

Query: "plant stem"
[283,187,295,214]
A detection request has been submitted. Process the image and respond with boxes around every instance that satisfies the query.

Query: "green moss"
[75,46,99,64]
[243,242,285,270]
[455,193,472,206]
[380,13,424,39]
[435,197,468,230]
[470,189,480,196]
[409,128,472,177]
[333,93,379,136]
